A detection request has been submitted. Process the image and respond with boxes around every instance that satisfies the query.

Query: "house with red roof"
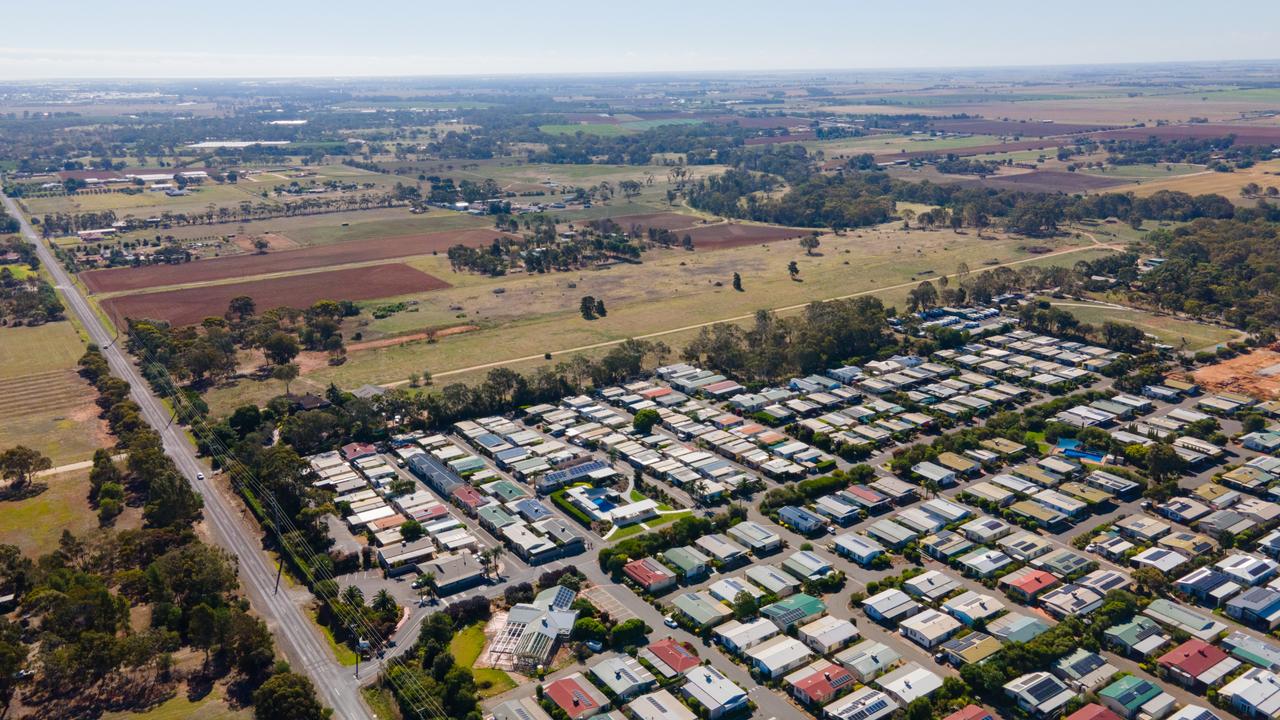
[451,484,488,515]
[341,442,378,461]
[624,557,678,593]
[1000,567,1061,602]
[1063,703,1123,720]
[1157,638,1242,689]
[942,705,996,720]
[639,638,700,678]
[543,672,609,720]
[785,659,855,705]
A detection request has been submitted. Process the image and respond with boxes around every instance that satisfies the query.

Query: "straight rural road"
[385,237,1122,387]
[1,193,373,720]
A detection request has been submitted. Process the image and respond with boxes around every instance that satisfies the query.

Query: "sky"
[2,0,1279,80]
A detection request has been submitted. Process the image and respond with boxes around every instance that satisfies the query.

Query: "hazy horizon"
[3,0,1279,80]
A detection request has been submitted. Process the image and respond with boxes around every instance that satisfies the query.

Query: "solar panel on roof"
[1028,676,1065,702]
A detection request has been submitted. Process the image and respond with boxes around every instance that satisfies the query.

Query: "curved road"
[1,193,372,720]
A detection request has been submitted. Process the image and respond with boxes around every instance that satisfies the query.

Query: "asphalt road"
[1,193,373,720]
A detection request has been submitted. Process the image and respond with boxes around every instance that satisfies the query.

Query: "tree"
[1132,567,1170,596]
[227,295,256,321]
[272,363,300,395]
[732,272,743,291]
[788,260,800,279]
[262,332,300,365]
[594,298,607,318]
[400,519,425,542]
[580,295,597,320]
[732,590,758,621]
[633,408,661,434]
[800,233,820,256]
[1146,443,1185,484]
[0,446,51,494]
[253,671,328,720]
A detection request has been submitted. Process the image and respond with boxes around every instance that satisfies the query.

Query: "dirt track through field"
[81,228,512,293]
[100,263,451,326]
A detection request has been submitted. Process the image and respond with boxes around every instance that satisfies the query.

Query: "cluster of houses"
[934,329,1119,392]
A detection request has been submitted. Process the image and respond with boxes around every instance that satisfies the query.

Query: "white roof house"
[836,640,901,683]
[1004,672,1077,718]
[591,655,657,699]
[899,609,962,648]
[746,636,814,678]
[1132,547,1189,574]
[942,590,1005,626]
[798,615,860,654]
[862,588,921,623]
[1218,554,1280,587]
[681,665,749,719]
[1221,667,1280,720]
[824,687,898,720]
[875,662,943,705]
[628,689,697,720]
[903,570,961,602]
[714,618,779,654]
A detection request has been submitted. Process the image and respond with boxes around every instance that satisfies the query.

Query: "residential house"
[544,672,610,720]
[681,665,748,720]
[1004,672,1077,719]
[1157,639,1242,689]
[836,639,901,682]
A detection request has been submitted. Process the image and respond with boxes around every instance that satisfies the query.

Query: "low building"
[1144,599,1228,640]
[833,533,886,566]
[727,521,782,554]
[624,557,678,593]
[1063,705,1123,720]
[639,639,699,679]
[862,588,921,623]
[1158,639,1241,689]
[1227,587,1280,630]
[591,655,657,699]
[544,672,610,720]
[786,659,855,706]
[1004,672,1077,719]
[941,631,1002,667]
[988,612,1051,644]
[824,687,898,720]
[904,569,962,602]
[942,590,1005,626]
[672,591,731,628]
[1221,667,1280,719]
[836,638,901,682]
[1106,616,1171,658]
[1054,649,1118,693]
[876,662,943,705]
[746,636,814,679]
[1001,567,1060,602]
[681,665,748,720]
[1041,584,1104,619]
[714,618,779,654]
[900,609,963,649]
[761,593,825,630]
[492,697,554,720]
[798,614,859,654]
[1098,675,1175,720]
[959,548,1016,578]
[627,689,696,720]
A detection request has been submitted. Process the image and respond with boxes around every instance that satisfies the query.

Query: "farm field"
[0,322,109,465]
[1122,158,1280,200]
[1079,162,1205,179]
[1045,300,1242,351]
[201,223,1109,413]
[82,228,515,293]
[538,123,634,137]
[100,263,451,326]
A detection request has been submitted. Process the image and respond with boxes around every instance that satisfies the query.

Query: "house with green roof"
[478,503,519,532]
[1098,676,1175,720]
[483,479,529,503]
[672,591,731,629]
[761,593,826,630]
[1105,617,1170,658]
[663,546,710,581]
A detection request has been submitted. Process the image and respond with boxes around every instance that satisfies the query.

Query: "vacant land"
[1045,301,1241,352]
[450,622,517,698]
[0,322,108,465]
[202,223,1107,412]
[1094,124,1280,145]
[83,228,511,293]
[1121,159,1280,201]
[1079,163,1205,179]
[1193,350,1280,399]
[101,263,451,326]
[980,170,1132,193]
[100,684,250,720]
[0,468,98,556]
[684,222,811,249]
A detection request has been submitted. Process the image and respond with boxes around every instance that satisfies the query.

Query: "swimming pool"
[1056,438,1105,463]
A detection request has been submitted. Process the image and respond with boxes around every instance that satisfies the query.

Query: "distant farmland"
[101,264,451,326]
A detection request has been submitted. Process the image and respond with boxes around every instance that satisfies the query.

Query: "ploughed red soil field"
[926,118,1118,136]
[685,222,809,250]
[980,170,1130,193]
[82,228,510,293]
[1091,124,1280,145]
[100,264,449,327]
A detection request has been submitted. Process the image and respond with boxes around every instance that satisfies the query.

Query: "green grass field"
[539,123,635,137]
[450,622,517,697]
[1045,300,1242,351]
[102,684,250,720]
[0,469,99,556]
[0,321,86,379]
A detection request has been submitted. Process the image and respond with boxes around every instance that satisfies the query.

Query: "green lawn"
[1045,300,1242,352]
[0,321,86,379]
[0,468,100,556]
[450,622,516,697]
[316,614,359,666]
[539,123,635,137]
[645,511,692,529]
[102,684,250,720]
